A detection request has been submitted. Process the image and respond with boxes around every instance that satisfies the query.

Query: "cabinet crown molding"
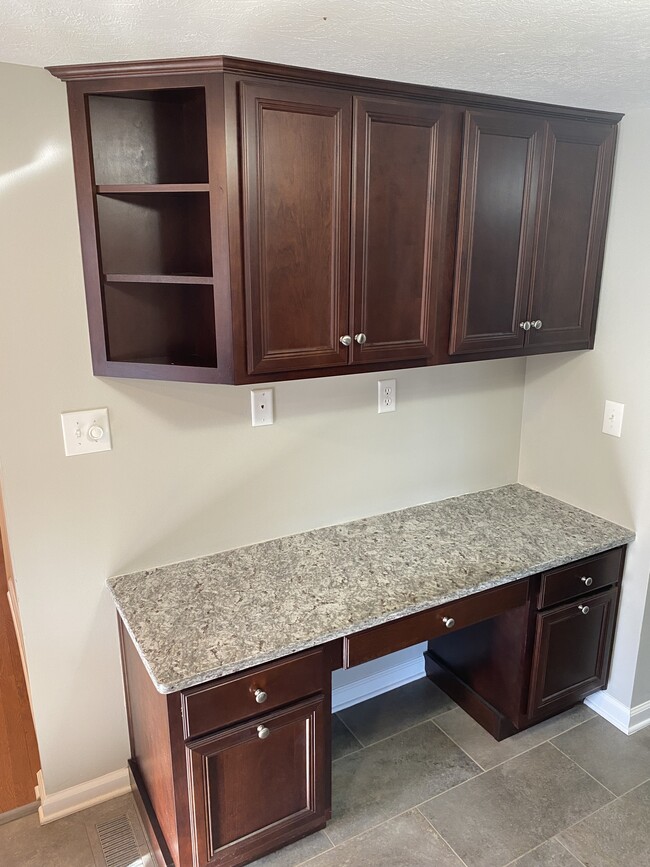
[47,54,623,124]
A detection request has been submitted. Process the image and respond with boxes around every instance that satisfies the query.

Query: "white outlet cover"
[61,408,112,456]
[378,379,396,413]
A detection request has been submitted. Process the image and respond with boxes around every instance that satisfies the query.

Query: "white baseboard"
[37,767,131,825]
[332,656,424,712]
[629,698,650,734]
[584,691,650,735]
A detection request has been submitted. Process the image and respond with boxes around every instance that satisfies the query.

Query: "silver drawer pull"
[531,319,543,330]
[257,725,270,739]
[581,576,593,587]
[354,332,367,345]
[520,321,531,331]
[579,604,590,615]
[340,335,352,346]
[254,689,268,704]
[442,616,455,629]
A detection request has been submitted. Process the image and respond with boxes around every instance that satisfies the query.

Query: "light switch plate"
[61,408,112,456]
[602,400,624,437]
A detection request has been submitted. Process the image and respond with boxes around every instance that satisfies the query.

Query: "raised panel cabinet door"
[526,120,617,351]
[449,111,546,355]
[240,81,352,374]
[350,97,460,364]
[528,588,617,719]
[186,695,327,867]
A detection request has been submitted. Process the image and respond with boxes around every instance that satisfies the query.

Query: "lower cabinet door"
[186,695,327,867]
[528,588,617,718]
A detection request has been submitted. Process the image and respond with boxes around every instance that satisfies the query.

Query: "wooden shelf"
[96,184,210,194]
[104,274,214,284]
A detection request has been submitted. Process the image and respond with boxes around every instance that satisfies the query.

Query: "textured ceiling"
[2,0,650,110]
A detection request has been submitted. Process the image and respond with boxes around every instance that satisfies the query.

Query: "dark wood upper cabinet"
[526,119,617,352]
[450,112,546,356]
[350,97,459,365]
[449,111,617,358]
[240,82,352,375]
[49,56,622,384]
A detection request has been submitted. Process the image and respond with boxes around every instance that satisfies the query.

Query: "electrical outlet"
[61,408,112,456]
[251,388,274,426]
[378,379,396,413]
[602,400,624,437]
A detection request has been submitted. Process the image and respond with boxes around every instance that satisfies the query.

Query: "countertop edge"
[114,533,634,695]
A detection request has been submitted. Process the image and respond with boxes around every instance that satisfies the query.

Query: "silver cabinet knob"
[531,319,543,330]
[340,335,352,346]
[581,576,593,587]
[442,616,455,629]
[254,689,267,704]
[257,725,270,739]
[354,333,367,345]
[520,321,531,331]
[579,604,590,615]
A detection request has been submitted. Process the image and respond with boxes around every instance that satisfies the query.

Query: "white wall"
[519,109,650,711]
[0,62,526,795]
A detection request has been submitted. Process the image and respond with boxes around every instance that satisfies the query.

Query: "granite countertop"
[108,484,634,694]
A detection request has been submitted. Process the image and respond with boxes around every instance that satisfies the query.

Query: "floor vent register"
[95,814,145,867]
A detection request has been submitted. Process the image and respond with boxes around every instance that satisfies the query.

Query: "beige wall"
[519,108,650,710]
[0,62,526,794]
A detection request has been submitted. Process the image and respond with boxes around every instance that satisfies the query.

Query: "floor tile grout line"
[321,827,335,849]
[613,774,650,799]
[411,765,486,809]
[333,712,364,751]
[473,720,604,776]
[544,783,627,848]
[554,834,589,866]
[548,741,618,798]
[430,718,490,772]
[320,804,418,852]
[500,839,549,867]
[332,708,458,757]
[415,805,471,867]
[462,713,601,775]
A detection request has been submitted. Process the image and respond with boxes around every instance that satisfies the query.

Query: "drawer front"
[538,547,625,610]
[182,648,325,740]
[344,579,530,668]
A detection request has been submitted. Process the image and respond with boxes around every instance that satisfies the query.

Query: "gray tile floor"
[2,679,649,866]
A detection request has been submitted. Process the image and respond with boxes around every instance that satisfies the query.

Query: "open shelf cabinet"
[67,79,225,381]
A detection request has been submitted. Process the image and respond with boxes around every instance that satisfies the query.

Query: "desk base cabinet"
[118,545,625,867]
[426,547,625,739]
[118,624,334,867]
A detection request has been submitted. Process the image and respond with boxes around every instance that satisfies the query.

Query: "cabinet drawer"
[187,695,327,866]
[538,547,625,610]
[181,648,325,740]
[343,579,530,668]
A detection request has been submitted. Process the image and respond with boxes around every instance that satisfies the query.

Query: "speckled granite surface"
[108,484,634,694]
